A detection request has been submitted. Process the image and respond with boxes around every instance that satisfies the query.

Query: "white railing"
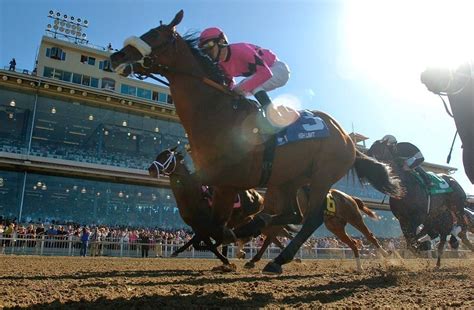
[0,236,471,260]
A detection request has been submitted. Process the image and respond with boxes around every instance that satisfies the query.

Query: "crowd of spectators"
[0,216,417,258]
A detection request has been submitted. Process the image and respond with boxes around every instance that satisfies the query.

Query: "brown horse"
[367,139,473,267]
[244,188,389,272]
[110,10,403,274]
[421,62,474,184]
[148,147,264,270]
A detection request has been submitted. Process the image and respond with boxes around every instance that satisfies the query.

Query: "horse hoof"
[262,262,282,275]
[236,251,246,259]
[244,261,255,269]
[212,263,236,273]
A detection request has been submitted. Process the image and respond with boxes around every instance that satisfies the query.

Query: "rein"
[128,32,238,98]
[151,151,177,178]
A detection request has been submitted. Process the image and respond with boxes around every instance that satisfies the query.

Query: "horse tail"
[353,197,378,219]
[353,149,405,198]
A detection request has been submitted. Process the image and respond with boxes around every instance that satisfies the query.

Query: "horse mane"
[182,33,227,85]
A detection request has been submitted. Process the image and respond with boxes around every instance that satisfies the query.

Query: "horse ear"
[169,10,184,29]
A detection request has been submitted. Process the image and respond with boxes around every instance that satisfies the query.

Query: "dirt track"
[0,256,473,309]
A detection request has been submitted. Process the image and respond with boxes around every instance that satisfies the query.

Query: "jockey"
[198,27,290,110]
[380,135,434,188]
[382,135,468,232]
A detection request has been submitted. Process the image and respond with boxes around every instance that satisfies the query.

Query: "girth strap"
[258,135,277,187]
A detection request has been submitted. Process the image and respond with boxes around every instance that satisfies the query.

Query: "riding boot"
[254,90,272,109]
[254,91,276,135]
[415,167,434,188]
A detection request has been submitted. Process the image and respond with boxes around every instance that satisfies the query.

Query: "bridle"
[119,27,237,97]
[151,150,177,178]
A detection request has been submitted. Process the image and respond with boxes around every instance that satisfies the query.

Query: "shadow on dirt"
[26,291,276,309]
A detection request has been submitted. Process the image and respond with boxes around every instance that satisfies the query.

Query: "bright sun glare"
[341,0,474,85]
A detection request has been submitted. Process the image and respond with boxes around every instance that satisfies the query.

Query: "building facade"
[0,35,456,237]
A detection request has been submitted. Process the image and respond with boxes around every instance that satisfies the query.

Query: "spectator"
[9,58,16,71]
[139,231,150,258]
[80,227,90,257]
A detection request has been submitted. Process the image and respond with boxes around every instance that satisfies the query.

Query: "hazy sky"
[1,0,472,194]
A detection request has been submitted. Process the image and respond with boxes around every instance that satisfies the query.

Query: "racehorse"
[110,10,403,274]
[367,139,473,267]
[148,147,264,271]
[244,187,390,272]
[420,62,474,184]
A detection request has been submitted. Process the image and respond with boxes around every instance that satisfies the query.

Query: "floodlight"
[82,33,87,38]
[54,19,59,25]
[56,12,61,17]
[77,18,81,23]
[71,25,76,30]
[66,22,71,28]
[49,10,54,16]
[60,21,65,26]
[83,20,88,25]
[65,29,70,34]
[47,24,52,29]
[70,16,74,21]
[63,14,68,19]
[77,25,82,31]
[53,25,58,30]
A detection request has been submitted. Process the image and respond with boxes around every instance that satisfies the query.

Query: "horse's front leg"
[210,187,238,243]
[436,234,447,268]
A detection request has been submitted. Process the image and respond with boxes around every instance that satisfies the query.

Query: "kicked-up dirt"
[0,256,473,309]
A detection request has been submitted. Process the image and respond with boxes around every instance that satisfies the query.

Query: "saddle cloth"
[276,110,330,146]
[323,192,337,217]
[413,172,454,195]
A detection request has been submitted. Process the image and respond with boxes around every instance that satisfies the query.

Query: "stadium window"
[82,75,91,86]
[72,73,82,84]
[80,55,96,66]
[137,88,152,100]
[52,69,62,80]
[158,93,167,103]
[90,77,99,88]
[43,67,54,78]
[167,94,173,105]
[47,47,66,60]
[121,84,136,96]
[99,60,112,72]
[152,91,159,101]
[101,78,115,91]
[62,71,72,82]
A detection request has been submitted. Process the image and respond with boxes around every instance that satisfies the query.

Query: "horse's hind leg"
[349,216,389,258]
[171,235,197,257]
[244,235,274,269]
[326,219,363,272]
[458,229,474,251]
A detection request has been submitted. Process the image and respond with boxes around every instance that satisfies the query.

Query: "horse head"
[148,146,184,178]
[110,10,184,77]
[421,62,472,95]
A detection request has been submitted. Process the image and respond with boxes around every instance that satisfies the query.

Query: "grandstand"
[0,25,457,238]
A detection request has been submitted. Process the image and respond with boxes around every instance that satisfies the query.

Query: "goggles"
[200,40,217,50]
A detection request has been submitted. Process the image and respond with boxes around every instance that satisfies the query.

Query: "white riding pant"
[237,60,290,95]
